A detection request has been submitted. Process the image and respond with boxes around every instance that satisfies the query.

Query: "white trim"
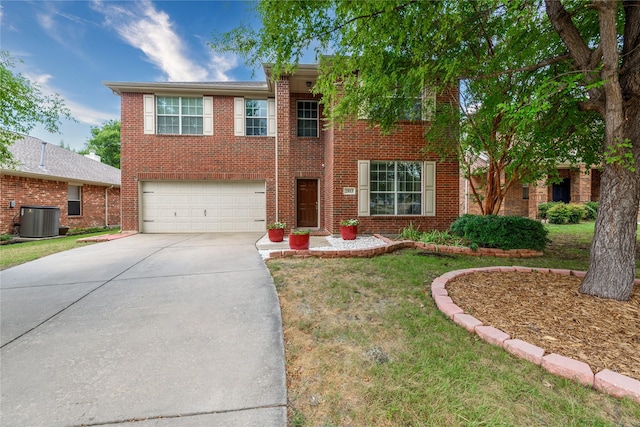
[423,161,436,216]
[267,98,276,136]
[143,94,155,134]
[234,97,245,136]
[357,160,370,216]
[422,88,436,121]
[203,96,213,135]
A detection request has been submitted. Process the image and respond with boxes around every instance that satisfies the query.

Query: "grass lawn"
[0,229,118,270]
[268,222,640,426]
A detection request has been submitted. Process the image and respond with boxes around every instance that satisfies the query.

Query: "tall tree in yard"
[545,0,639,300]
[213,0,639,300]
[0,51,72,167]
[80,120,121,168]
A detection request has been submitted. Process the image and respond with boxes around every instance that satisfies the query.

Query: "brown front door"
[297,179,318,228]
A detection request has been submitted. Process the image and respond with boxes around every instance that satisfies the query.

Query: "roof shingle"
[3,136,120,186]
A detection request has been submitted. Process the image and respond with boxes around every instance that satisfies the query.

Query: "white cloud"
[91,0,234,82]
[23,70,115,127]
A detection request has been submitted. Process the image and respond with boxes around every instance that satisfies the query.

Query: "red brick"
[504,339,545,365]
[475,326,511,347]
[594,369,640,403]
[117,78,460,234]
[541,353,594,386]
[453,313,483,333]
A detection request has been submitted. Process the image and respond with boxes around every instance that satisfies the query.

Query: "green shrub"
[450,214,548,251]
[584,201,598,220]
[546,203,569,224]
[537,202,560,219]
[566,203,585,224]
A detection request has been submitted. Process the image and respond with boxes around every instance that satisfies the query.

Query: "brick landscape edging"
[431,266,640,404]
[267,234,544,259]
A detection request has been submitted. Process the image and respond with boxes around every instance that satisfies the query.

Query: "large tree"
[0,51,72,167]
[544,0,639,301]
[79,120,121,168]
[213,0,639,300]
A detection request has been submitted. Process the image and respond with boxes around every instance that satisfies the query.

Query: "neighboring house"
[459,163,601,218]
[104,64,459,235]
[0,136,121,235]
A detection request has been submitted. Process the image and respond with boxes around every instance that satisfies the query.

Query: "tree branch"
[545,0,595,72]
[467,53,572,80]
[317,1,417,39]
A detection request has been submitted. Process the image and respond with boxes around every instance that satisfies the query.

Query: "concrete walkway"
[0,233,286,426]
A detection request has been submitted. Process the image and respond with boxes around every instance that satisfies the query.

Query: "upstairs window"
[245,99,268,136]
[157,96,203,135]
[143,95,213,135]
[233,97,275,137]
[297,101,319,137]
[68,185,81,216]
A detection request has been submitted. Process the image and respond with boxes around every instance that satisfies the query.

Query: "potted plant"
[267,221,286,242]
[340,218,359,240]
[289,229,311,250]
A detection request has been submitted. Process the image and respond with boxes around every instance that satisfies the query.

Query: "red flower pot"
[289,233,310,250]
[268,228,285,242]
[340,225,358,240]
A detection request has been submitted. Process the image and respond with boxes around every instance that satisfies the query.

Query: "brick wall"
[121,92,278,232]
[120,83,460,234]
[329,120,459,233]
[0,174,121,234]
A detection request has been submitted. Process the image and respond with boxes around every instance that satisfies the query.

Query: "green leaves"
[79,120,121,169]
[0,51,72,167]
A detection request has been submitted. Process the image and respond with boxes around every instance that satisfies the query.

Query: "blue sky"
[1,0,274,151]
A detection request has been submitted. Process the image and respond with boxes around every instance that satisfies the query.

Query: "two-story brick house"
[105,64,459,235]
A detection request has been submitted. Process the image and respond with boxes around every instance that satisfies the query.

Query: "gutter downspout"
[275,82,279,222]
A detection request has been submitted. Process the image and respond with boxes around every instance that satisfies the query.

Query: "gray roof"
[2,136,120,187]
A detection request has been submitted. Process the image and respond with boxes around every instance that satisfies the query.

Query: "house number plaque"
[343,187,356,195]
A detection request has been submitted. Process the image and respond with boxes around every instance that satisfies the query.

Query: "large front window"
[370,161,422,215]
[157,96,203,135]
[245,99,268,136]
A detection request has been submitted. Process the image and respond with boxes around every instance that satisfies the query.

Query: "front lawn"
[268,224,640,426]
[0,229,118,270]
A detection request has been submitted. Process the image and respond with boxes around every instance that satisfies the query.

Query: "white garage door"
[141,181,266,233]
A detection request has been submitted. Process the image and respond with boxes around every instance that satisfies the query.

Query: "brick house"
[1,136,121,235]
[460,163,602,218]
[104,64,459,235]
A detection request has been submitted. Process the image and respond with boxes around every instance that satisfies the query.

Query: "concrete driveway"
[0,233,286,426]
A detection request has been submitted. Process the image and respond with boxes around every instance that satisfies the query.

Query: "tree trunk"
[581,161,639,300]
[579,0,640,301]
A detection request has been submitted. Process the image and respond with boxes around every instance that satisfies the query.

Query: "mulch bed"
[446,271,640,381]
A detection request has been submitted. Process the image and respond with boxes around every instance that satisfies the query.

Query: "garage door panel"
[141,181,266,233]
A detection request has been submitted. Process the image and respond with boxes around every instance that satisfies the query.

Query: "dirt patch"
[446,271,640,381]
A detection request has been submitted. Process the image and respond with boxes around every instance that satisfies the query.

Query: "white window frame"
[297,100,319,137]
[234,97,276,136]
[68,184,82,217]
[143,95,213,135]
[358,160,436,217]
[245,99,268,136]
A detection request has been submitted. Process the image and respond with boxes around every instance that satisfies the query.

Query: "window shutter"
[358,160,370,216]
[423,161,436,216]
[143,94,155,134]
[357,80,369,120]
[203,96,213,135]
[422,88,436,122]
[234,97,245,136]
[267,98,276,136]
